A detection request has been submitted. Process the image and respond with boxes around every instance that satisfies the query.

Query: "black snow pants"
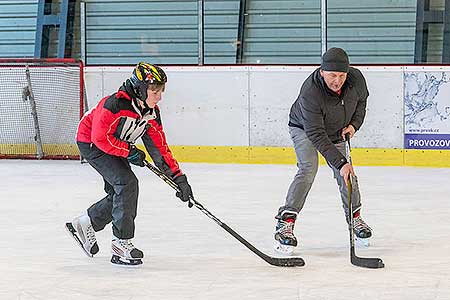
[77,142,139,239]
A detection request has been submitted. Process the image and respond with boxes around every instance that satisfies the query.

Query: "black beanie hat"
[320,47,349,73]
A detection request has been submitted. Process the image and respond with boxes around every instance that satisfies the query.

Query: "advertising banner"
[404,71,450,149]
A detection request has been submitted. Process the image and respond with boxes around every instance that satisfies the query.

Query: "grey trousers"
[78,142,139,239]
[277,127,362,219]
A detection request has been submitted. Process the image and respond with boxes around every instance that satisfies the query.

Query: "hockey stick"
[144,160,305,267]
[345,135,384,269]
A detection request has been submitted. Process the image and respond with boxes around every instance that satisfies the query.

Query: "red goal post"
[0,58,84,159]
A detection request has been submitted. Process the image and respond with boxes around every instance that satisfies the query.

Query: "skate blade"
[355,236,370,247]
[65,222,93,258]
[111,255,143,267]
[273,241,295,255]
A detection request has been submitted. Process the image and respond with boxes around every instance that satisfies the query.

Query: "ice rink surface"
[0,160,449,300]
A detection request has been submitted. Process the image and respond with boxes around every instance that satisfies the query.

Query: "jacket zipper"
[342,97,347,139]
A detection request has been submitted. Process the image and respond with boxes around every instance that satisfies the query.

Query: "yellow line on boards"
[1,144,449,167]
[169,146,450,168]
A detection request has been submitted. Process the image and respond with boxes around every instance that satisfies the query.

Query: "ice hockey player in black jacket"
[274,48,373,254]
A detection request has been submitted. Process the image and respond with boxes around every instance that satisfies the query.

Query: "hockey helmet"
[130,62,167,101]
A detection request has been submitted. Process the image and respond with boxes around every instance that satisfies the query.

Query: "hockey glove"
[173,174,194,208]
[127,146,146,167]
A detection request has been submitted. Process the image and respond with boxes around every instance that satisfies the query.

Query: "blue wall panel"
[0,0,419,64]
[327,0,417,63]
[243,0,321,64]
[84,0,239,65]
[0,0,37,58]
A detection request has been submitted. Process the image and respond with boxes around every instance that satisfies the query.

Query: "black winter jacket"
[288,67,369,170]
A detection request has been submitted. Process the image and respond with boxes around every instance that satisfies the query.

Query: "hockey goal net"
[0,58,84,159]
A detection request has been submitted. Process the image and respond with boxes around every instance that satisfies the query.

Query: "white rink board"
[160,67,249,146]
[85,66,249,146]
[355,67,404,148]
[84,66,411,148]
[248,66,315,146]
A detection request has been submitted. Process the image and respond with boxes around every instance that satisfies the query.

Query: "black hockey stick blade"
[144,160,305,267]
[263,255,305,267]
[221,223,305,267]
[351,250,384,269]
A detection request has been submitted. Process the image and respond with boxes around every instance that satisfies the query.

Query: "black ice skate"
[65,214,99,257]
[111,238,144,266]
[274,211,298,255]
[353,213,372,247]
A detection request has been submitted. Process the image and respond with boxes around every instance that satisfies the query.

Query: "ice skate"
[65,214,99,257]
[111,237,144,266]
[274,211,298,255]
[353,214,372,247]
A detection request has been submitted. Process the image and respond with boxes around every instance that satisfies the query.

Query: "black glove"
[127,146,146,167]
[173,174,194,208]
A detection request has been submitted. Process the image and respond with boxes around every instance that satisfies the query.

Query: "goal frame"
[0,58,84,160]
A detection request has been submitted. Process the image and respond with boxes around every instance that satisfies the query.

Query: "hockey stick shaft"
[143,160,305,267]
[345,135,356,252]
[345,135,384,269]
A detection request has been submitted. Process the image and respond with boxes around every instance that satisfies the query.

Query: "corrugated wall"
[243,0,321,64]
[0,0,37,58]
[427,0,445,63]
[327,0,417,63]
[0,0,420,64]
[242,0,417,64]
[84,0,240,64]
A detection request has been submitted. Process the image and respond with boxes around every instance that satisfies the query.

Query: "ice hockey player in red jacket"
[66,62,194,266]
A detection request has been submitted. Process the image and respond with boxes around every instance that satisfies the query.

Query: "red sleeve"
[91,99,130,157]
[146,120,181,176]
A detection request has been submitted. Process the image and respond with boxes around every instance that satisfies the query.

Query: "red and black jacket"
[76,87,181,177]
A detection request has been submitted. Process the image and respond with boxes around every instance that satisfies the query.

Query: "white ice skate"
[65,214,99,257]
[353,215,372,247]
[274,240,295,255]
[111,237,144,266]
[273,212,298,255]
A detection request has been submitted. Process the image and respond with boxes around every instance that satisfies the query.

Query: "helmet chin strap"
[140,99,152,114]
[132,96,152,115]
[139,83,153,112]
[131,82,152,114]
